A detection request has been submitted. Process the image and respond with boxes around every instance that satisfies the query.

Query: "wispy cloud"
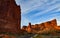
[17,0,60,15]
[32,2,60,17]
[17,0,45,15]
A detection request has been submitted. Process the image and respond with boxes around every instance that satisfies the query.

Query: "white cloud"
[57,21,60,26]
[56,17,60,26]
[15,0,20,5]
[21,17,30,27]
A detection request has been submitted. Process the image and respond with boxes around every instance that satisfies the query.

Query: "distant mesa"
[22,19,60,34]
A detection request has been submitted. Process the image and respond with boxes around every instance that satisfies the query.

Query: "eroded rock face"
[0,0,21,33]
[22,26,27,31]
[27,23,32,33]
[22,19,58,34]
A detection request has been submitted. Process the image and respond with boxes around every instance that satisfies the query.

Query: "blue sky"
[15,0,60,27]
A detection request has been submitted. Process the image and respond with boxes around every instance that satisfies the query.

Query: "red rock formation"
[38,19,57,33]
[27,23,32,33]
[51,19,57,26]
[22,26,27,31]
[0,0,21,33]
[22,19,60,34]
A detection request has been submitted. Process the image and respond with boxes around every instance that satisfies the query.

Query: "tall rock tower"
[0,0,21,33]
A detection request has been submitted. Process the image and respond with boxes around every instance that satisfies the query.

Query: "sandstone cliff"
[0,0,21,33]
[22,19,60,34]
